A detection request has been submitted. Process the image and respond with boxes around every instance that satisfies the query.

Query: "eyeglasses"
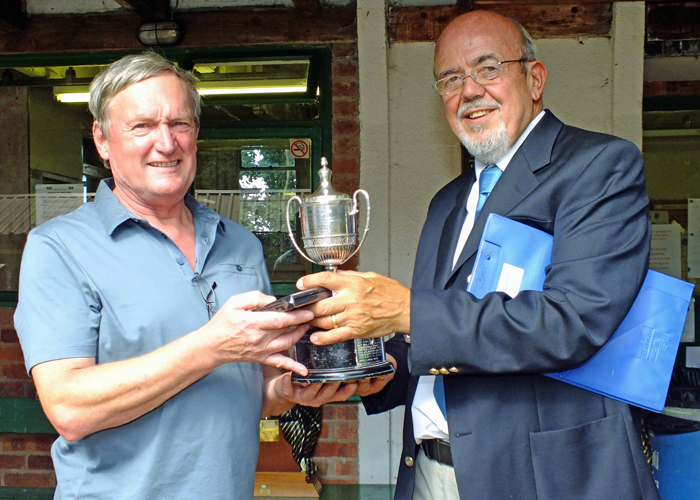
[193,273,218,320]
[434,58,532,96]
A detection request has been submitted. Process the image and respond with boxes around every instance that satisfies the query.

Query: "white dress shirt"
[412,111,545,443]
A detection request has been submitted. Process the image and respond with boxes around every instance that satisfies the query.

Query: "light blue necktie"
[433,165,503,417]
[475,165,503,219]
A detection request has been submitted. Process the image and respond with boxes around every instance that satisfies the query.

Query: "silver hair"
[507,17,537,73]
[89,51,201,138]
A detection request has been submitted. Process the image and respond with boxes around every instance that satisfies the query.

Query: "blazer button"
[405,456,414,467]
[439,368,449,375]
[449,367,459,373]
[429,368,439,375]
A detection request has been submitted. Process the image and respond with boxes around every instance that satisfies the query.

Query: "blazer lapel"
[433,171,474,289]
[449,111,563,279]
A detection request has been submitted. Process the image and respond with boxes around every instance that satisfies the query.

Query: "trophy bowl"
[286,157,395,383]
[302,234,357,267]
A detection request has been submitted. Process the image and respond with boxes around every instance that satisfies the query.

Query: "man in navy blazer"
[299,10,660,500]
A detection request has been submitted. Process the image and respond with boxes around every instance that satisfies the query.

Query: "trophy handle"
[345,189,371,263]
[286,195,317,265]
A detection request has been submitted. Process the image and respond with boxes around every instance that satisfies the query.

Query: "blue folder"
[467,213,695,412]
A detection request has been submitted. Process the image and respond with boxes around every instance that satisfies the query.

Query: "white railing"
[0,189,309,235]
[0,193,95,235]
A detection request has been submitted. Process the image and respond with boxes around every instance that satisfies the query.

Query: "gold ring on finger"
[331,314,339,329]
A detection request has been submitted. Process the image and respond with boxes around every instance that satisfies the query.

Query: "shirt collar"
[475,110,546,174]
[94,179,222,235]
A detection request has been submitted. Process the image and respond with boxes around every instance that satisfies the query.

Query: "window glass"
[195,138,313,283]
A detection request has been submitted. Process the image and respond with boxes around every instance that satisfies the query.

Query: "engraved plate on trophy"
[286,158,395,383]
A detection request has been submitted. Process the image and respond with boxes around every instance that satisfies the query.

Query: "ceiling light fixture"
[137,21,184,47]
[197,86,308,96]
[54,86,91,103]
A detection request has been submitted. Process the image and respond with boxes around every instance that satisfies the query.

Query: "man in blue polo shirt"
[14,52,374,499]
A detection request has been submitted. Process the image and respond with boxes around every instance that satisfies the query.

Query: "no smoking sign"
[290,139,310,158]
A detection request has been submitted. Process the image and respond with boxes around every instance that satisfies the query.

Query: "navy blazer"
[364,111,660,500]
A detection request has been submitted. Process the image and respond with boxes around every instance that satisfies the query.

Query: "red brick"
[332,81,357,97]
[319,423,330,439]
[0,454,26,469]
[3,435,55,453]
[333,423,358,440]
[32,435,57,453]
[332,62,357,79]
[322,403,358,421]
[4,471,56,488]
[330,158,358,175]
[331,137,358,157]
[0,381,29,397]
[2,363,30,380]
[333,119,359,136]
[313,441,339,458]
[334,460,357,477]
[0,308,15,326]
[28,455,54,471]
[336,442,357,458]
[327,177,359,197]
[4,436,29,452]
[332,43,357,58]
[332,100,359,118]
[26,383,38,398]
[313,459,329,476]
[0,344,25,362]
[1,328,18,343]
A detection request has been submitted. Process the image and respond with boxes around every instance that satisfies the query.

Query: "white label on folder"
[636,326,670,363]
[496,263,524,298]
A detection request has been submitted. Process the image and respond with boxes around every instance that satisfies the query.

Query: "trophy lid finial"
[307,156,348,202]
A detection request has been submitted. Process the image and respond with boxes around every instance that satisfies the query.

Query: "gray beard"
[456,102,511,165]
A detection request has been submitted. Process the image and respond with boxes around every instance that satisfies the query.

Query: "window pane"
[195,138,314,283]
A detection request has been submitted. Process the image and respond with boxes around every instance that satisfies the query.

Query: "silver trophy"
[286,157,395,383]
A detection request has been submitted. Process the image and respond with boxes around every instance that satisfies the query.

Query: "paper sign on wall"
[650,224,682,279]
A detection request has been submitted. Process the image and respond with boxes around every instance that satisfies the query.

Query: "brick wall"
[0,307,57,488]
[314,403,359,484]
[319,41,362,485]
[330,42,361,196]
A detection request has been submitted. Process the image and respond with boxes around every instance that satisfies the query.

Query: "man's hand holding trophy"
[281,157,398,384]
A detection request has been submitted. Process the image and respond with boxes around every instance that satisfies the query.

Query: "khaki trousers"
[413,447,460,500]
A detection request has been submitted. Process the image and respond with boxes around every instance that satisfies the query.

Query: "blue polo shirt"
[15,179,271,500]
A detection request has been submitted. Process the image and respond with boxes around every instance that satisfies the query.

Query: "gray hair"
[507,17,537,74]
[89,51,201,138]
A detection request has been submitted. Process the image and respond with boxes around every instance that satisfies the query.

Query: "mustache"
[457,99,502,117]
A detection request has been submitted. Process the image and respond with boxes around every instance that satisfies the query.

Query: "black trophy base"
[292,361,395,384]
[292,328,395,384]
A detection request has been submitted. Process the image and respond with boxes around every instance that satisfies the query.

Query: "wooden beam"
[291,0,322,16]
[644,81,700,98]
[0,0,25,33]
[389,3,612,42]
[113,0,170,20]
[0,6,356,55]
[647,2,700,41]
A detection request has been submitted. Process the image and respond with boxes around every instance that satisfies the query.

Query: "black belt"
[420,439,453,467]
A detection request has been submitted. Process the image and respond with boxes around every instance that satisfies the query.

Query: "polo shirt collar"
[94,179,222,236]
